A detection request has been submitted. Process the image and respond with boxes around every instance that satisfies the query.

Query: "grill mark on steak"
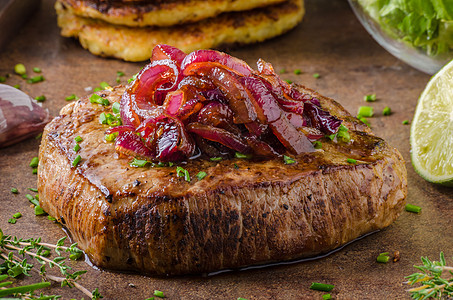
[37,85,407,275]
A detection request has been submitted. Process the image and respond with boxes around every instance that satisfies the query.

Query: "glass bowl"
[348,0,453,74]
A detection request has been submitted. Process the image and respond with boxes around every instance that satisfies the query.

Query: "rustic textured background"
[1,0,452,299]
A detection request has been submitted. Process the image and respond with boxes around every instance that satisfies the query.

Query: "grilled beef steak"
[37,85,407,275]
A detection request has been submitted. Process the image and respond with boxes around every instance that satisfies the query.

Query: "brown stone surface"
[0,0,452,299]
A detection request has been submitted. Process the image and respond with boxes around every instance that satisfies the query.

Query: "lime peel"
[410,59,453,186]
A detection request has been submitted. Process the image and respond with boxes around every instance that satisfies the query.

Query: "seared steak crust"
[38,85,407,275]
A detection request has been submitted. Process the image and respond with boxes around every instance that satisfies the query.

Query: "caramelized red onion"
[114,45,342,162]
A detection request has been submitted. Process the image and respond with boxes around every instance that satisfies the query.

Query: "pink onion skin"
[181,49,253,76]
[186,122,251,154]
[115,131,154,159]
[0,84,51,148]
[184,62,257,124]
[151,44,186,66]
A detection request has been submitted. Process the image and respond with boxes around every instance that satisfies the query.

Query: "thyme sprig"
[0,228,102,299]
[406,252,453,299]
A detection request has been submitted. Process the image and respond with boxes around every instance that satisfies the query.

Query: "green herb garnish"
[65,94,78,101]
[210,157,223,162]
[294,69,302,75]
[35,95,46,102]
[405,204,421,214]
[11,188,18,194]
[406,252,453,299]
[176,166,190,182]
[73,143,81,152]
[29,157,39,168]
[90,94,110,106]
[112,102,121,114]
[72,155,81,167]
[196,171,207,180]
[402,119,410,125]
[130,158,150,167]
[377,252,390,263]
[154,290,165,298]
[75,136,83,143]
[27,75,44,84]
[310,282,334,292]
[0,229,102,299]
[383,106,391,116]
[347,158,357,164]
[235,152,251,159]
[364,94,377,102]
[283,155,296,165]
[313,141,322,149]
[313,73,320,79]
[357,106,374,118]
[32,67,41,73]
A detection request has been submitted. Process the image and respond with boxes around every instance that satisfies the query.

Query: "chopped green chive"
[32,168,38,174]
[383,106,391,116]
[93,87,102,92]
[358,116,371,127]
[13,84,20,89]
[335,124,350,143]
[130,158,150,167]
[48,215,57,222]
[128,73,138,84]
[14,63,26,75]
[322,294,332,300]
[313,141,322,149]
[27,75,45,84]
[29,188,38,192]
[285,79,293,84]
[234,163,239,169]
[313,73,320,79]
[75,136,83,143]
[11,188,18,194]
[72,155,81,167]
[29,157,39,168]
[35,95,46,102]
[377,252,390,263]
[22,74,28,79]
[235,152,251,159]
[117,71,125,77]
[364,94,377,102]
[8,218,17,224]
[310,282,334,292]
[0,76,6,82]
[357,106,374,118]
[99,112,121,126]
[283,155,296,165]
[65,94,78,101]
[34,206,46,216]
[73,143,81,152]
[347,158,357,164]
[144,298,154,300]
[112,102,121,114]
[238,298,248,300]
[176,166,191,182]
[154,290,164,298]
[12,212,22,219]
[405,204,421,214]
[90,94,110,106]
[294,69,302,75]
[26,194,39,206]
[196,171,207,180]
[104,133,118,142]
[33,67,41,73]
[35,132,43,139]
[402,119,410,125]
[210,157,223,162]
[279,68,286,74]
[99,81,110,89]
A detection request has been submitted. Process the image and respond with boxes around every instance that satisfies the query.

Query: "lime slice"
[410,60,453,186]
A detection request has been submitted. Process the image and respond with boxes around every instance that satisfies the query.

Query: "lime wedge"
[410,60,453,186]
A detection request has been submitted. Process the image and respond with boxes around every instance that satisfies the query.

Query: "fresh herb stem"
[405,204,422,213]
